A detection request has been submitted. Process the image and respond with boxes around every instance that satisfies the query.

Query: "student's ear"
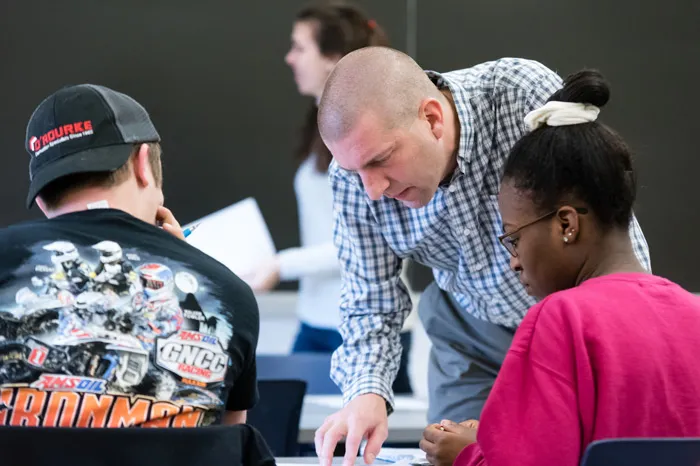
[556,206,581,244]
[133,143,152,188]
[35,197,49,217]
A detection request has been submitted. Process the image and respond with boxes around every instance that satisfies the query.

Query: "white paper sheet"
[375,448,427,464]
[184,198,276,277]
[306,395,428,411]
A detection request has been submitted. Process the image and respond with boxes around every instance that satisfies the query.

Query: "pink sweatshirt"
[456,273,700,466]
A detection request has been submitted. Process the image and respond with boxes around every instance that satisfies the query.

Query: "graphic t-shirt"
[0,209,259,428]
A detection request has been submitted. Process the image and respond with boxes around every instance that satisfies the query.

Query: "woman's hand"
[241,257,281,292]
[419,420,479,466]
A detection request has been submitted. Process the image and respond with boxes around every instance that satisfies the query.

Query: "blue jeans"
[291,322,414,394]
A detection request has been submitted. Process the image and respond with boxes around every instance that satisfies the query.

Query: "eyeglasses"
[498,207,588,258]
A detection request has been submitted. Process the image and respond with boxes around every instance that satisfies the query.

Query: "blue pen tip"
[183,223,200,238]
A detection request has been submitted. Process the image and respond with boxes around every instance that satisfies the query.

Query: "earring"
[563,236,569,243]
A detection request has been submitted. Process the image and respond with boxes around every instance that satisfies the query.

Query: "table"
[299,395,428,444]
[276,458,363,465]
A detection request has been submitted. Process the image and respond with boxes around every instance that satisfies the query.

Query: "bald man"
[314,47,651,466]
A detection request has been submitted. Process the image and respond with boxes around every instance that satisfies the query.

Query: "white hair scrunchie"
[524,101,600,131]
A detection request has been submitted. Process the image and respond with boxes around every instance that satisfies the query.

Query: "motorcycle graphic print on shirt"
[0,240,234,428]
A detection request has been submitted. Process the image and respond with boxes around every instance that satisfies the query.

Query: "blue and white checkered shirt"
[329,58,652,408]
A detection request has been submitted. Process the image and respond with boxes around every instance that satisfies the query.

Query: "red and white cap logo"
[29,136,40,152]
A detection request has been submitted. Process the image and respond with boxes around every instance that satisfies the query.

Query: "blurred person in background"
[245,2,413,394]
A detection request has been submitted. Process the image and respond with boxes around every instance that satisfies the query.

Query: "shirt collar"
[425,70,474,174]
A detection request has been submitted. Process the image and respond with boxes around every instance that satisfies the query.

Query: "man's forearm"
[332,325,408,414]
[222,410,247,424]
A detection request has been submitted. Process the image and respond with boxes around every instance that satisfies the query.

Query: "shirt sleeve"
[329,162,413,410]
[225,281,260,412]
[455,300,584,466]
[226,351,258,411]
[277,242,340,281]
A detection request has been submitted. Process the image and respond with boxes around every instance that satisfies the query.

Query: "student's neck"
[44,188,140,221]
[575,229,648,286]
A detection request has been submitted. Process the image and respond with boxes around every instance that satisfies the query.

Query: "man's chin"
[401,197,430,209]
[390,187,432,208]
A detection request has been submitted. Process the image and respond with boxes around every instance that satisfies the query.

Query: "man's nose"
[359,170,389,201]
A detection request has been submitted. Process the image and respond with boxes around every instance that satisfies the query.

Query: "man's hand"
[419,420,479,466]
[242,256,281,292]
[156,206,185,240]
[315,393,388,466]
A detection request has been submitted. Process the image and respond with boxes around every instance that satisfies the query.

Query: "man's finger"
[156,206,182,229]
[363,422,387,465]
[161,223,185,240]
[315,420,331,458]
[156,206,172,223]
[156,206,185,240]
[321,425,346,466]
[343,426,364,466]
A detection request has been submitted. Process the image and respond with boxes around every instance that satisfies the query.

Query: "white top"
[278,154,417,331]
[278,155,343,329]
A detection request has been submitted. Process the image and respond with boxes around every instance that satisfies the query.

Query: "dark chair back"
[0,423,275,466]
[247,378,307,457]
[581,438,700,466]
[256,353,340,395]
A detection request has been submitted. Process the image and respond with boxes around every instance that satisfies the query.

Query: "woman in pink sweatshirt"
[419,69,700,466]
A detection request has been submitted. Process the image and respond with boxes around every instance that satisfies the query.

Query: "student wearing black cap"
[0,84,260,428]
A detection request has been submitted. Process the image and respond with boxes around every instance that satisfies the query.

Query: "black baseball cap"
[24,84,161,208]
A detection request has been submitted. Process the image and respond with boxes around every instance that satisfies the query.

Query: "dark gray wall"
[415,0,699,290]
[0,0,406,290]
[0,0,697,290]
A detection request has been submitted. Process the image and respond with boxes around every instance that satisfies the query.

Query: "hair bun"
[549,69,610,108]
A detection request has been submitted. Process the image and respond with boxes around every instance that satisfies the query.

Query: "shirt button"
[448,184,458,193]
[462,227,471,236]
[473,263,485,271]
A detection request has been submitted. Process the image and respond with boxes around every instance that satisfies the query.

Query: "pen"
[183,223,201,238]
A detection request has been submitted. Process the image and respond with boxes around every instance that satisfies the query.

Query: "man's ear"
[132,143,152,188]
[35,197,49,217]
[419,97,445,141]
[556,206,581,244]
